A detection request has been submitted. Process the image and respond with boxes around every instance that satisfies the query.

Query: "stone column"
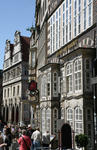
[20,102,23,122]
[4,105,7,122]
[8,104,12,123]
[14,105,16,124]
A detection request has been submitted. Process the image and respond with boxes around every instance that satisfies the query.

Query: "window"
[13,69,15,78]
[46,108,51,132]
[85,59,91,90]
[53,72,58,96]
[14,54,19,63]
[47,83,50,96]
[53,108,58,134]
[4,89,6,98]
[87,124,92,136]
[74,59,82,91]
[50,18,53,53]
[13,87,15,96]
[41,108,46,133]
[67,108,73,127]
[17,67,21,76]
[87,109,92,121]
[32,51,36,68]
[75,107,83,134]
[53,15,55,52]
[17,86,19,95]
[84,0,87,29]
[59,8,61,48]
[56,11,58,50]
[74,0,77,36]
[41,75,47,97]
[8,88,9,97]
[63,2,65,45]
[47,72,51,96]
[61,108,64,119]
[66,63,72,93]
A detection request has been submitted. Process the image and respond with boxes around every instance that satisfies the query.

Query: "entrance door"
[61,123,72,149]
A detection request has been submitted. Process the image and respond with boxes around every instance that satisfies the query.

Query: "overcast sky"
[0,0,35,69]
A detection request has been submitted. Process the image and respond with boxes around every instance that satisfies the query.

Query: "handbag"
[22,136,30,150]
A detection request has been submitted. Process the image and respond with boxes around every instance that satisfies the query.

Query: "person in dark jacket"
[4,128,12,150]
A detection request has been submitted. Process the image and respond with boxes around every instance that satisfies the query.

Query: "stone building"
[29,0,97,149]
[3,31,30,125]
[0,70,3,119]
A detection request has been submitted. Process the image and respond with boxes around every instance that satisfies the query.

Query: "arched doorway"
[11,107,14,123]
[61,123,72,149]
[16,106,19,123]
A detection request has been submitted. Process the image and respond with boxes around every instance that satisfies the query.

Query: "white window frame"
[66,63,73,93]
[67,107,73,127]
[75,107,83,134]
[74,59,82,92]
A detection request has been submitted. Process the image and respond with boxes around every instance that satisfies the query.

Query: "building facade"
[29,0,97,149]
[3,31,30,125]
[0,70,3,119]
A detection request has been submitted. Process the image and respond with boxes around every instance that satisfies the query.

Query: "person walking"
[31,127,41,150]
[4,128,12,150]
[17,129,31,150]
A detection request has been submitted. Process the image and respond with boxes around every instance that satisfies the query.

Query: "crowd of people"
[0,120,50,150]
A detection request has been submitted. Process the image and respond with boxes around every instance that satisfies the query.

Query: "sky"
[0,0,35,69]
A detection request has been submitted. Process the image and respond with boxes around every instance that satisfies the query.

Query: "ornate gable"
[14,31,20,45]
[5,40,10,52]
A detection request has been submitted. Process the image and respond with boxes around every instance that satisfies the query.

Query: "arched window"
[75,107,82,134]
[67,108,73,127]
[66,63,72,93]
[74,59,82,91]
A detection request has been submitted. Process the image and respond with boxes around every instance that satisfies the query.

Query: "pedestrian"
[16,129,31,150]
[31,127,41,150]
[4,128,12,150]
[26,125,35,138]
[42,131,50,148]
[0,131,7,150]
[0,131,4,150]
